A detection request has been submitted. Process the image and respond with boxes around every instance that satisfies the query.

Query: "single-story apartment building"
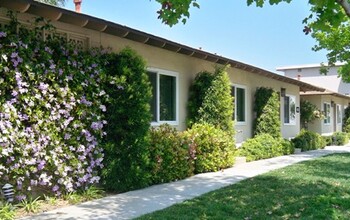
[0,0,328,143]
[278,64,350,135]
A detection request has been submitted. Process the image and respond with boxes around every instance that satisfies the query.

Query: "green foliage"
[101,48,152,192]
[16,197,41,213]
[322,135,333,146]
[292,129,326,151]
[0,12,105,199]
[0,203,15,220]
[184,123,235,173]
[155,0,200,26]
[343,106,350,133]
[300,99,322,129]
[332,132,349,146]
[281,138,295,155]
[253,87,281,138]
[187,67,234,134]
[238,134,292,162]
[149,124,194,184]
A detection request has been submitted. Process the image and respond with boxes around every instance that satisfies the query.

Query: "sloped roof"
[301,90,350,100]
[0,0,326,92]
[277,62,345,71]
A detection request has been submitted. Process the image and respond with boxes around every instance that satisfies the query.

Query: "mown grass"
[137,153,350,220]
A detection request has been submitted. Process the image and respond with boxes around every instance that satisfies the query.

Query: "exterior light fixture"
[280,88,286,97]
[2,183,14,203]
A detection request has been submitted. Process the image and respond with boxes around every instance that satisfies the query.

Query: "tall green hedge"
[101,48,152,192]
[343,105,350,133]
[253,87,281,138]
[187,66,234,134]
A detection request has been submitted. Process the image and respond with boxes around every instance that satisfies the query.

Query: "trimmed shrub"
[253,87,281,138]
[322,135,333,146]
[292,130,326,151]
[101,48,152,192]
[300,99,322,129]
[238,134,290,162]
[281,138,295,155]
[187,67,234,134]
[343,106,350,133]
[149,124,194,184]
[184,123,236,173]
[332,132,349,146]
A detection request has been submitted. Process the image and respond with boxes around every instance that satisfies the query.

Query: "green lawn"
[137,153,350,220]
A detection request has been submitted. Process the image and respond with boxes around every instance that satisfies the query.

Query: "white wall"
[282,67,350,95]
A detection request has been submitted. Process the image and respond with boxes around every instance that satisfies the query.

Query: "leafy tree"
[157,0,350,81]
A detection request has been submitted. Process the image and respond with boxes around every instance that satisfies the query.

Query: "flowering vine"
[0,13,107,199]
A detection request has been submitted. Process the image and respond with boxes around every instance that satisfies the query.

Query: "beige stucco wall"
[302,95,349,135]
[228,69,300,141]
[1,10,302,142]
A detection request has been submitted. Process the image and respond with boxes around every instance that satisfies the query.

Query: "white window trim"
[284,94,296,126]
[231,84,247,125]
[337,104,342,124]
[323,102,331,125]
[148,67,179,126]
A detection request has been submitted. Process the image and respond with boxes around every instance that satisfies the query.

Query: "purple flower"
[64,133,71,140]
[10,52,18,58]
[52,185,59,192]
[37,160,46,170]
[0,31,6,37]
[49,63,56,70]
[16,195,26,201]
[45,46,53,54]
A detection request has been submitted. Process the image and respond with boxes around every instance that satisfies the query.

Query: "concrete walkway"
[21,145,350,220]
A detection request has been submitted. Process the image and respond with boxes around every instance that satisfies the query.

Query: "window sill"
[151,121,179,127]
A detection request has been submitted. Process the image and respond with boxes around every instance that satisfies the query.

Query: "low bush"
[281,138,295,155]
[237,134,291,162]
[149,124,194,184]
[292,130,326,151]
[184,123,235,173]
[322,136,333,146]
[332,132,349,146]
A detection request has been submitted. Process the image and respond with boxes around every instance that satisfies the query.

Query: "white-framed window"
[231,85,246,124]
[147,68,179,125]
[284,94,296,125]
[337,104,342,124]
[323,102,331,124]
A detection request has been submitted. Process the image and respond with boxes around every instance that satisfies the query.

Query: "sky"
[63,0,328,73]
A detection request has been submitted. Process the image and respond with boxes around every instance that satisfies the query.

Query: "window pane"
[289,96,296,124]
[337,105,342,124]
[160,74,176,121]
[236,88,245,122]
[324,103,330,124]
[284,96,290,123]
[147,72,157,122]
[231,86,235,120]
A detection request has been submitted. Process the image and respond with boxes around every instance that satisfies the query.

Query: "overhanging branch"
[337,0,350,18]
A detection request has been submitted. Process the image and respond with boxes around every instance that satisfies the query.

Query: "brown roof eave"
[0,0,329,93]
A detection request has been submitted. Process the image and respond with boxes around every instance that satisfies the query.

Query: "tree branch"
[337,0,350,18]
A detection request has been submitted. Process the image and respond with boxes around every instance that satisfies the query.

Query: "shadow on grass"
[137,153,350,220]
